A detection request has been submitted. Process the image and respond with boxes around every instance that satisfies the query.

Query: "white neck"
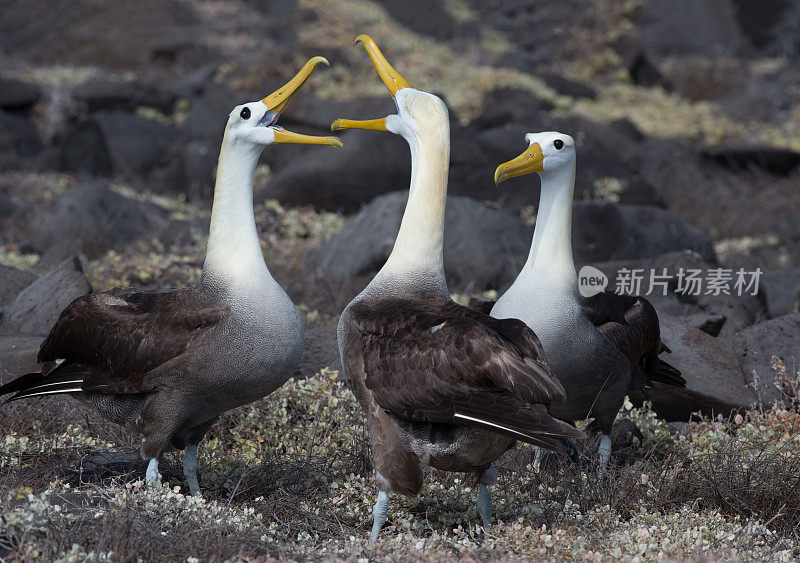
[375,123,450,293]
[524,162,577,289]
[202,137,273,290]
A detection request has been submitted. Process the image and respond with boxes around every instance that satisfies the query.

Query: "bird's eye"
[240,107,251,120]
[554,139,564,150]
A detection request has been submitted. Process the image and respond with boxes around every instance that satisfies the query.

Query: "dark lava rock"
[0,264,36,309]
[311,193,717,292]
[309,191,531,291]
[1,183,172,268]
[731,313,800,409]
[0,257,91,337]
[296,318,341,379]
[72,79,175,113]
[761,268,800,318]
[0,110,44,163]
[571,203,716,264]
[701,146,800,175]
[470,88,553,130]
[0,335,42,378]
[538,72,597,100]
[262,131,409,213]
[59,120,113,176]
[639,0,747,57]
[183,83,241,143]
[629,314,758,421]
[95,112,178,177]
[375,0,459,39]
[0,76,41,110]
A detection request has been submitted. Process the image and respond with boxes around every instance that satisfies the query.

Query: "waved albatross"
[0,57,343,494]
[332,36,583,541]
[491,132,685,473]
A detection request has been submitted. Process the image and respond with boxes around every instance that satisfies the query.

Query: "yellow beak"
[262,56,343,147]
[494,142,544,184]
[329,35,412,132]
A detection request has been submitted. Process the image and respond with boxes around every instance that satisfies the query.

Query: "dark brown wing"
[1,286,229,402]
[348,298,582,450]
[580,291,685,390]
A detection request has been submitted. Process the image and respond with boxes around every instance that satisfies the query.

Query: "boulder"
[629,314,758,421]
[537,72,597,100]
[59,120,113,176]
[310,191,532,290]
[0,335,43,379]
[94,112,178,177]
[0,257,91,337]
[296,318,341,379]
[582,251,765,338]
[0,264,36,309]
[761,268,800,318]
[0,76,41,110]
[1,183,172,268]
[313,194,718,292]
[261,131,410,212]
[72,79,175,113]
[0,110,44,162]
[470,88,552,130]
[730,314,800,409]
[571,203,716,264]
[701,146,800,175]
[638,0,746,57]
[376,0,459,39]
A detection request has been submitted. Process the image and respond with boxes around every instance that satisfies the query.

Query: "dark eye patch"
[240,107,251,120]
[554,139,564,150]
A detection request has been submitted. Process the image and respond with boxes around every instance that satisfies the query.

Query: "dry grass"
[2,370,799,561]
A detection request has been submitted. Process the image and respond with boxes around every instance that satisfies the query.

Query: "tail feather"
[651,359,686,388]
[453,401,584,453]
[0,363,88,405]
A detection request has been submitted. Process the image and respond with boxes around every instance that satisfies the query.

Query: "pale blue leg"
[182,444,200,495]
[476,466,496,529]
[145,458,162,490]
[532,446,543,469]
[477,484,493,528]
[598,434,612,479]
[369,490,389,543]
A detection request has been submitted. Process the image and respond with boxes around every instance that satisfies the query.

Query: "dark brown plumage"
[341,288,583,497]
[580,291,685,393]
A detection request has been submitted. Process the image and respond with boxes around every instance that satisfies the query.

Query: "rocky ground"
[1,0,800,560]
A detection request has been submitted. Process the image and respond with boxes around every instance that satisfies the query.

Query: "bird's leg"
[369,490,389,543]
[145,457,162,490]
[476,466,497,529]
[182,444,201,495]
[532,446,543,469]
[597,434,612,479]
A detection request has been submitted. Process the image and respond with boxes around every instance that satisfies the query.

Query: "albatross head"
[329,35,449,145]
[494,131,575,184]
[224,56,343,149]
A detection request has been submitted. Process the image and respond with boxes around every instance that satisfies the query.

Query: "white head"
[330,35,449,148]
[494,131,575,184]
[221,56,343,151]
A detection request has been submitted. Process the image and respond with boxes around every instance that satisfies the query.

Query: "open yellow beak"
[261,56,343,147]
[494,142,544,184]
[330,35,412,133]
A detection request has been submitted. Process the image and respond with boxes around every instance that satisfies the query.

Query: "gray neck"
[202,137,275,292]
[524,162,577,288]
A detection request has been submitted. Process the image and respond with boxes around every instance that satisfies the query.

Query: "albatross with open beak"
[0,57,342,494]
[491,132,685,474]
[333,36,582,542]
